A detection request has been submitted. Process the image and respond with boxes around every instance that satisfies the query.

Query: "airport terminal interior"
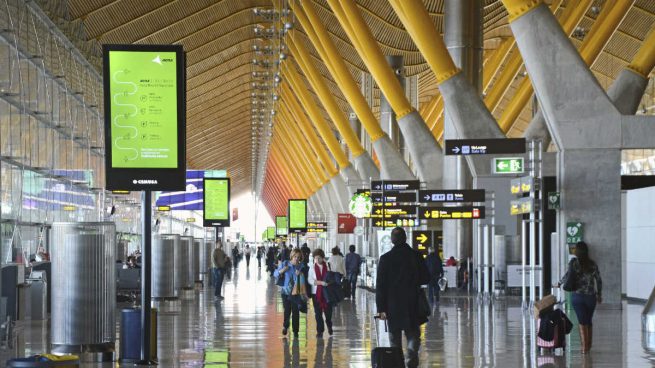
[1,0,655,367]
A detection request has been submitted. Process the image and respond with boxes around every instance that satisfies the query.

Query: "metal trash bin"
[50,222,115,360]
[152,234,178,299]
[119,308,157,363]
[177,236,193,291]
[193,238,202,283]
[27,270,47,320]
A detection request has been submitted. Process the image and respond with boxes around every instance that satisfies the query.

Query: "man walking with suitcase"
[375,227,430,368]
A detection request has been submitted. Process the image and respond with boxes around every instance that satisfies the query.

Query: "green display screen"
[288,199,307,232]
[276,216,288,236]
[266,226,276,240]
[108,50,178,168]
[204,178,230,226]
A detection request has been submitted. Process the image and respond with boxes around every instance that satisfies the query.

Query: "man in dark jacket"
[376,227,430,368]
[425,246,444,304]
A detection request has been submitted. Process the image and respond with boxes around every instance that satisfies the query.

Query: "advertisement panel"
[103,44,186,190]
[276,216,288,236]
[266,226,276,240]
[203,178,230,227]
[288,199,307,233]
[337,213,356,234]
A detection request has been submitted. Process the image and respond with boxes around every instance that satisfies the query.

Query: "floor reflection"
[0,262,653,367]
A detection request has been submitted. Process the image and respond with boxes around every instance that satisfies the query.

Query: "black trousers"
[246,255,251,266]
[312,296,333,334]
[282,294,300,333]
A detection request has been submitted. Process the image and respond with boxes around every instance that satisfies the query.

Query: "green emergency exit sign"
[493,157,524,174]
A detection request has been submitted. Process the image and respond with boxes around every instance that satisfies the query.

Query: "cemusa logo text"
[133,179,158,184]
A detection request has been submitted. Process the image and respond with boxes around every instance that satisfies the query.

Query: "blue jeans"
[347,273,358,298]
[571,292,597,325]
[213,268,225,297]
[389,326,421,368]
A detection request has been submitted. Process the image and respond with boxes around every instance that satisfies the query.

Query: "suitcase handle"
[374,315,388,332]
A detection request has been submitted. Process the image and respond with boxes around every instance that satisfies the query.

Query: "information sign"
[445,138,526,155]
[510,197,534,215]
[156,206,170,212]
[275,216,288,236]
[203,178,230,227]
[103,44,186,190]
[371,191,417,203]
[307,222,327,233]
[418,189,485,203]
[566,222,583,244]
[511,176,536,194]
[548,192,561,210]
[420,206,485,220]
[412,231,433,250]
[186,218,195,222]
[492,157,524,174]
[370,205,418,218]
[372,218,419,228]
[371,180,420,191]
[288,199,307,233]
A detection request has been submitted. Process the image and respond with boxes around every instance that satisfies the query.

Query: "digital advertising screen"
[275,216,288,236]
[203,178,230,227]
[103,44,186,190]
[288,199,307,233]
[266,226,276,241]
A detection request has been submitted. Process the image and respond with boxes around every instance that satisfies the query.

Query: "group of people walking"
[208,228,602,367]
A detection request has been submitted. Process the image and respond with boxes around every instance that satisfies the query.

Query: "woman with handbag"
[274,249,306,338]
[555,241,602,354]
[308,249,334,338]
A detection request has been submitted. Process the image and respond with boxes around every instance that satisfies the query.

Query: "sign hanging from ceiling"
[444,138,526,155]
[103,44,186,191]
[266,226,276,241]
[418,189,486,203]
[371,180,420,191]
[203,178,230,227]
[276,216,288,236]
[307,222,327,233]
[288,199,307,233]
[420,206,485,220]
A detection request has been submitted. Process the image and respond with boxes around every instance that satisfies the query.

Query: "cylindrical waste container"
[50,222,115,359]
[119,308,157,363]
[192,238,201,283]
[200,239,213,283]
[152,234,178,299]
[176,236,194,291]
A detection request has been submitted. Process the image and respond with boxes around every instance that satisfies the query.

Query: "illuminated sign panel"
[103,44,186,190]
[288,199,307,233]
[420,206,485,220]
[307,222,327,233]
[203,178,230,227]
[276,216,288,236]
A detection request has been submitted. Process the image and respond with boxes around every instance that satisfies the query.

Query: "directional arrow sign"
[492,157,524,174]
[412,231,433,253]
[370,180,420,191]
[420,206,485,220]
[445,138,526,156]
[418,189,485,203]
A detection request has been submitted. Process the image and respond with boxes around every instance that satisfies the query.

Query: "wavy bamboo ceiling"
[39,0,655,197]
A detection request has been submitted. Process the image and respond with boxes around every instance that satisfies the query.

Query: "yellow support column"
[280,83,338,178]
[292,1,414,179]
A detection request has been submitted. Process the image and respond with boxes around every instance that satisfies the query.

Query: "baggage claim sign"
[103,44,186,191]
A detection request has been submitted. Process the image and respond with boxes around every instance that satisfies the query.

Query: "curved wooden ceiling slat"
[55,0,655,196]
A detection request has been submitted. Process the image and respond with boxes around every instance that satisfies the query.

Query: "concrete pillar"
[350,112,380,181]
[380,56,405,150]
[505,2,624,305]
[442,0,483,260]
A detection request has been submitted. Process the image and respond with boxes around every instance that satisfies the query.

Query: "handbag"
[324,264,345,304]
[561,260,579,292]
[417,288,431,322]
[275,261,288,287]
[534,294,557,319]
[291,273,308,313]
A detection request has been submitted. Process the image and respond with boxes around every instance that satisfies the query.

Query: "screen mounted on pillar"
[288,199,307,233]
[203,178,231,227]
[103,44,186,191]
[276,216,288,236]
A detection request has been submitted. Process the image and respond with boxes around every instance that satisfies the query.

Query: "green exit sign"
[492,157,524,174]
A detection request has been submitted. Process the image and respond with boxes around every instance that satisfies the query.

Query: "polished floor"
[2,261,655,367]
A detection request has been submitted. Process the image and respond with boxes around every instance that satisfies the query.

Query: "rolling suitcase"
[371,316,405,368]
